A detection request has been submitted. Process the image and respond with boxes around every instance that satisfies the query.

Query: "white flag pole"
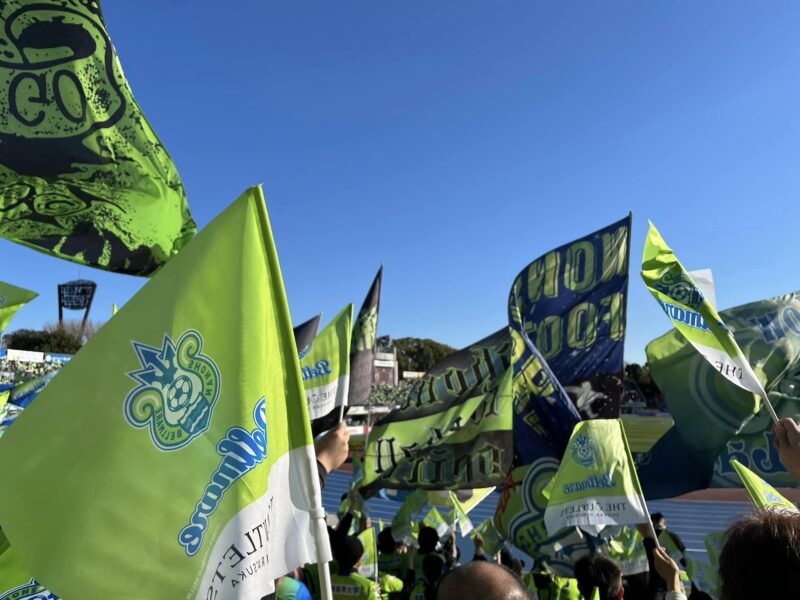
[305,446,334,600]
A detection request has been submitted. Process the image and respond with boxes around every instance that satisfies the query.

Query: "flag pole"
[305,446,334,600]
[762,393,780,424]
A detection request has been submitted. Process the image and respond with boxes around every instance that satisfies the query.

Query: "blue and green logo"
[124,330,220,451]
[0,578,57,600]
[570,434,599,468]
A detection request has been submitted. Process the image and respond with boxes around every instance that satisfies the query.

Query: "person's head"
[719,509,800,600]
[378,527,399,554]
[332,535,364,573]
[418,526,439,554]
[650,512,666,534]
[573,554,623,600]
[436,561,530,600]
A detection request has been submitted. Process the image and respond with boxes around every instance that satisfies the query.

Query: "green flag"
[361,330,513,493]
[300,304,353,421]
[544,420,649,536]
[645,291,800,490]
[422,507,450,539]
[391,490,427,546]
[685,553,720,599]
[472,519,504,556]
[0,186,329,598]
[0,0,196,275]
[730,458,798,511]
[607,526,649,576]
[0,281,37,332]
[349,267,382,406]
[641,222,774,421]
[357,527,378,580]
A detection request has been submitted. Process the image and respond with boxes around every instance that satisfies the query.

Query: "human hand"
[773,418,800,482]
[653,547,683,593]
[315,423,350,474]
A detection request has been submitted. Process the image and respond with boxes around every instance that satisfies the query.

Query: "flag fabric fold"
[497,216,631,573]
[639,291,800,497]
[300,304,353,422]
[349,267,382,406]
[544,420,649,537]
[0,186,329,599]
[641,222,772,420]
[0,282,38,332]
[730,458,797,511]
[361,329,513,493]
[0,0,196,275]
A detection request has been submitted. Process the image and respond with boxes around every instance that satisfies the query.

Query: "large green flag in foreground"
[730,459,797,511]
[361,329,513,493]
[544,420,649,536]
[642,222,770,420]
[0,0,196,275]
[0,281,37,332]
[0,186,329,598]
[300,304,353,421]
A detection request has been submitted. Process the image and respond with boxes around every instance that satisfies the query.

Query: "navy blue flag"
[496,215,631,573]
[511,214,631,422]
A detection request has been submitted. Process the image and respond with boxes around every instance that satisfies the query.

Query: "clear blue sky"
[3,1,800,363]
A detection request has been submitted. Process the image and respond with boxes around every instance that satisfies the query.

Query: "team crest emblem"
[0,578,57,600]
[653,270,704,309]
[124,330,220,451]
[570,434,599,468]
[298,340,313,360]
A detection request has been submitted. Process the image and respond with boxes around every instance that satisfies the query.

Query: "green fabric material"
[361,329,512,493]
[391,489,427,546]
[0,281,37,332]
[357,527,379,580]
[472,518,504,556]
[0,186,319,598]
[0,0,196,275]
[642,223,765,428]
[422,506,450,539]
[544,419,649,536]
[0,541,56,599]
[730,458,797,511]
[331,572,380,600]
[301,303,353,420]
[647,291,800,488]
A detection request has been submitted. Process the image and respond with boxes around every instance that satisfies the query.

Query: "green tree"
[394,337,456,373]
[2,329,83,354]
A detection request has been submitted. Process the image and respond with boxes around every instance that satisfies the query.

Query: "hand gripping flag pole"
[305,445,334,600]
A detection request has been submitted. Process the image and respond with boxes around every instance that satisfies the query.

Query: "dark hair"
[333,535,364,572]
[573,554,622,600]
[719,509,800,599]
[378,527,398,554]
[423,553,446,600]
[499,548,514,568]
[418,526,440,553]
